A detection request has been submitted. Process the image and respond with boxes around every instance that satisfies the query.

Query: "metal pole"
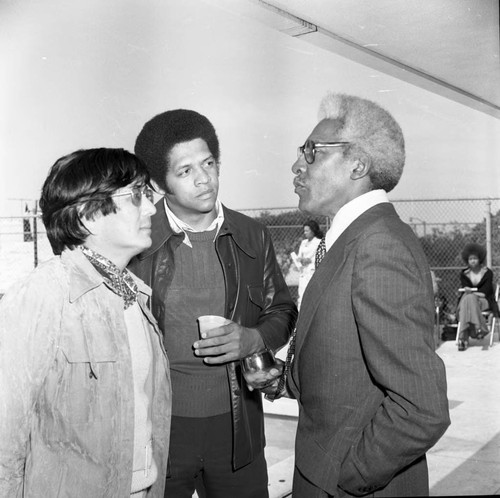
[485,200,492,268]
[33,201,39,267]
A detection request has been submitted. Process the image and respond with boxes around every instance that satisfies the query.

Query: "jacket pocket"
[58,335,118,425]
[246,284,264,325]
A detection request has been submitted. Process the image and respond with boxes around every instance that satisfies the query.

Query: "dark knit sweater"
[163,229,229,417]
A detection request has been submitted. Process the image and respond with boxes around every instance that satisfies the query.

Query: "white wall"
[1,0,499,216]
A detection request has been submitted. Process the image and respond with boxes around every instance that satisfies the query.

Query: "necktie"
[268,330,296,401]
[315,237,326,269]
[268,237,328,400]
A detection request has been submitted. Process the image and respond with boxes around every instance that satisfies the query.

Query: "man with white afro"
[268,92,450,497]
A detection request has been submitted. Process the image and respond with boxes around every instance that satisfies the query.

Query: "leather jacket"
[129,202,297,469]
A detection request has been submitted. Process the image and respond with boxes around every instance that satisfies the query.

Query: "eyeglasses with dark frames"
[297,139,351,165]
[110,185,154,206]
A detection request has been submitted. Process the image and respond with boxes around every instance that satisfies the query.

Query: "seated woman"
[457,242,499,350]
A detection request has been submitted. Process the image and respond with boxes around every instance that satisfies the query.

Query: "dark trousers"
[292,456,429,498]
[164,413,269,498]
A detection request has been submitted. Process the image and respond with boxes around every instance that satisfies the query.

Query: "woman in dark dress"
[457,243,499,350]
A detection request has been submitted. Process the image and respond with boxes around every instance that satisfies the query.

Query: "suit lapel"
[294,230,350,356]
[294,203,395,357]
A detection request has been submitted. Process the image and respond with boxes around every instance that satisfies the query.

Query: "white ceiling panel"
[208,0,500,118]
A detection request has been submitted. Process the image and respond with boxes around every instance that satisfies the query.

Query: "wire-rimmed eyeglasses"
[110,185,154,206]
[297,139,350,164]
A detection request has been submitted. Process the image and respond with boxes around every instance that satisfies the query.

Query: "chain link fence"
[2,199,500,317]
[0,215,52,296]
[240,198,500,317]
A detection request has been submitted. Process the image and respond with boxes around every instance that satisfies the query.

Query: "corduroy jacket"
[129,202,297,470]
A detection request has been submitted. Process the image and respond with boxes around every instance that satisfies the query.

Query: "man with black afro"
[130,109,297,498]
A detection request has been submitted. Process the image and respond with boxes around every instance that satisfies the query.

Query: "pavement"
[263,329,500,497]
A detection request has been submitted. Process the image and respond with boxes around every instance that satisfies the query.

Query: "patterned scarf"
[80,246,138,309]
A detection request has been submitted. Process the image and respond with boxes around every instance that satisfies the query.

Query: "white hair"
[317,92,405,192]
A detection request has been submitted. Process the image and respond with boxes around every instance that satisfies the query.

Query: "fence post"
[486,200,492,268]
[33,201,39,267]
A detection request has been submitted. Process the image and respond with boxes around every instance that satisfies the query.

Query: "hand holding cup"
[241,349,283,390]
[197,315,231,339]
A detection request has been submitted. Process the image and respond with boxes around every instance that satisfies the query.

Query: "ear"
[79,214,99,238]
[150,178,165,195]
[77,205,100,237]
[350,156,371,181]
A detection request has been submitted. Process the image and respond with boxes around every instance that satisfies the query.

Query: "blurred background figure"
[291,220,323,309]
[456,242,499,351]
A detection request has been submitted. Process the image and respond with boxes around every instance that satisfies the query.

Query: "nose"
[292,157,305,175]
[142,196,156,216]
[195,165,210,185]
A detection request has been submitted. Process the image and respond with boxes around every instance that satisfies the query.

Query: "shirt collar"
[163,197,225,248]
[325,189,389,251]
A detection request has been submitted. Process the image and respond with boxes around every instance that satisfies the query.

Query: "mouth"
[197,189,215,199]
[293,179,306,194]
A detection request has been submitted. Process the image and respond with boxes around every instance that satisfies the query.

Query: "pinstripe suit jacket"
[290,203,450,497]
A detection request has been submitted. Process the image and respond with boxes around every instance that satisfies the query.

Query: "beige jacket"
[0,249,171,497]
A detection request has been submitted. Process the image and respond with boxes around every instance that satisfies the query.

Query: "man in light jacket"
[0,148,172,497]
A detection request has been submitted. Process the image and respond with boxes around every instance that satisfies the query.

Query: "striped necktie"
[315,237,326,269]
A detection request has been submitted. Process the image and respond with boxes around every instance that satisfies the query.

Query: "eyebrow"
[177,154,215,168]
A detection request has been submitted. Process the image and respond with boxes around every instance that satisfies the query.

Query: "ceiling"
[207,0,500,118]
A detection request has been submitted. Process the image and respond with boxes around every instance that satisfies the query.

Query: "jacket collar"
[218,205,257,259]
[138,200,181,260]
[139,200,257,259]
[63,248,151,303]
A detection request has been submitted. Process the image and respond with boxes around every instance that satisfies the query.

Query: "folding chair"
[489,283,499,346]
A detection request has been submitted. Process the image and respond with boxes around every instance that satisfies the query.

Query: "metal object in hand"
[241,350,281,389]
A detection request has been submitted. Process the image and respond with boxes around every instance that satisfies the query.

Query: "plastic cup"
[197,315,231,338]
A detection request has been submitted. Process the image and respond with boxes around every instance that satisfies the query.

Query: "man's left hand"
[193,321,265,364]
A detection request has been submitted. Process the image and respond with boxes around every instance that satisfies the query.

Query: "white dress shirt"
[324,190,390,251]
